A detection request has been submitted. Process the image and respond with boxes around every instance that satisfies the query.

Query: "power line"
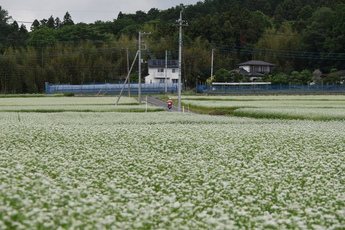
[262,32,302,37]
[212,43,345,55]
[1,36,345,61]
[0,46,138,59]
[212,43,345,61]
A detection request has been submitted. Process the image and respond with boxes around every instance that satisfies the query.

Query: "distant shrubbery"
[63,92,75,97]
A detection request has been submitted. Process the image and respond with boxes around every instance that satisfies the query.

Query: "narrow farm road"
[145,97,194,113]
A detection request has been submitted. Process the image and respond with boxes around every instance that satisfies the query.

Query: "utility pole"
[116,51,139,105]
[138,31,151,105]
[211,49,214,79]
[165,50,168,93]
[127,48,130,97]
[138,32,142,104]
[175,10,188,112]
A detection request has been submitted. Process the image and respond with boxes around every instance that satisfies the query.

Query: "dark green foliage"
[323,69,343,85]
[0,0,344,93]
[214,69,231,82]
[63,92,75,97]
[62,12,74,27]
[0,6,29,53]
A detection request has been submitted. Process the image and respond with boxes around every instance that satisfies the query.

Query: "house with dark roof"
[232,60,275,81]
[238,60,275,73]
[231,68,264,81]
[144,59,179,84]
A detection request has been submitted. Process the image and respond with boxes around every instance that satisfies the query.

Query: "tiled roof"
[231,68,264,77]
[238,60,275,66]
[148,59,178,68]
[232,68,249,75]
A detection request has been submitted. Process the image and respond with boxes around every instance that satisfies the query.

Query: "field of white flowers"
[0,97,163,112]
[0,96,344,229]
[182,95,345,120]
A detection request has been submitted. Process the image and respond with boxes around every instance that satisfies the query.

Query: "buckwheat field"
[0,96,344,229]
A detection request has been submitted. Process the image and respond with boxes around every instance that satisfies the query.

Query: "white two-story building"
[145,59,179,84]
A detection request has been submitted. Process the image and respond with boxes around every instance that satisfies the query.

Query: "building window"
[172,79,178,83]
[172,69,177,73]
[159,79,165,83]
[158,68,164,73]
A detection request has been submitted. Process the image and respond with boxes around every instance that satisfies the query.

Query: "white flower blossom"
[0,96,344,229]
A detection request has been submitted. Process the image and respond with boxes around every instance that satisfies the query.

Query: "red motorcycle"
[167,100,173,109]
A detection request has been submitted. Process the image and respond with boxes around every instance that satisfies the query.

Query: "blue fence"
[196,84,345,94]
[45,83,178,95]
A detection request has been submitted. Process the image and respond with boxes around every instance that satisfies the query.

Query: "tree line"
[0,0,345,93]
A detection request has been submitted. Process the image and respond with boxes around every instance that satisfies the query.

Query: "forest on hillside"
[0,0,345,93]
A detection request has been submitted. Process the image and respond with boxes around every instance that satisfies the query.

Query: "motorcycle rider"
[167,98,173,109]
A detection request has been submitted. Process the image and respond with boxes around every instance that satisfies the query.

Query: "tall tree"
[62,12,74,26]
[31,19,40,31]
[47,16,55,28]
[6,21,29,49]
[0,6,11,25]
[117,11,124,20]
[40,19,47,27]
[0,6,12,52]
[55,17,61,29]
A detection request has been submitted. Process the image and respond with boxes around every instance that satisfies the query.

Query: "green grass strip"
[233,109,345,121]
[182,103,240,116]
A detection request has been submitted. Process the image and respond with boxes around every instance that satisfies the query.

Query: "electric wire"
[2,38,345,61]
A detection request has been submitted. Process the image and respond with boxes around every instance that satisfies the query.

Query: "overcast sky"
[3,0,201,29]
